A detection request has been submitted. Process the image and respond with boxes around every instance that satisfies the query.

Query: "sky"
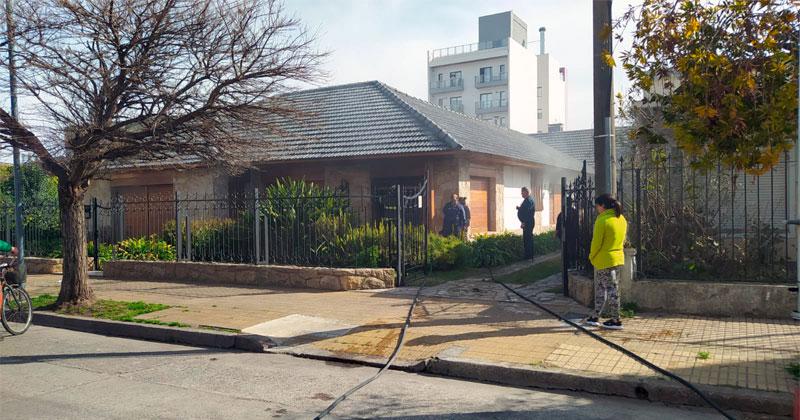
[286,0,639,130]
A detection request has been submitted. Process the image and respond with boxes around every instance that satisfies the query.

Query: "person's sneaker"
[602,319,623,330]
[584,316,601,327]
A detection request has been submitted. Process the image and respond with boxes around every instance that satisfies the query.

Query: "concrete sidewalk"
[26,266,799,413]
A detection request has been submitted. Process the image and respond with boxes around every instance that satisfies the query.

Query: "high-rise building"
[427,12,567,134]
[427,11,537,133]
[536,27,568,133]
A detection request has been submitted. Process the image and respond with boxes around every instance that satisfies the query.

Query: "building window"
[497,91,506,106]
[479,93,492,108]
[449,96,463,112]
[437,98,444,107]
[499,64,506,78]
[449,71,462,87]
[537,108,543,119]
[438,73,443,82]
[499,117,506,127]
[537,86,542,98]
[479,67,493,83]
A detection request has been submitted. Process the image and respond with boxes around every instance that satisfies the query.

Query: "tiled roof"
[531,127,633,168]
[115,81,585,171]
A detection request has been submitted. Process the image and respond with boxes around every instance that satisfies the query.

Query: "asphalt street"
[0,326,724,419]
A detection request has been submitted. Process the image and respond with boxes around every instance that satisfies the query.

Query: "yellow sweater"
[589,209,628,270]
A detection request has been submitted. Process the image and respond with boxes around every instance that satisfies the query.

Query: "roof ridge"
[281,80,379,97]
[372,81,462,150]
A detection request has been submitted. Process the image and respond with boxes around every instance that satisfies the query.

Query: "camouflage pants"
[593,266,622,319]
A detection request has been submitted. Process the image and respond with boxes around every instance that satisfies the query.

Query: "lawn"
[493,257,562,285]
[31,294,188,327]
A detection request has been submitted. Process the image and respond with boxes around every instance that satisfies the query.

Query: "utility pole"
[793,20,800,321]
[5,0,26,287]
[593,0,615,196]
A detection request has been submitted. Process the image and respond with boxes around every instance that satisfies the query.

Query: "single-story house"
[88,81,586,235]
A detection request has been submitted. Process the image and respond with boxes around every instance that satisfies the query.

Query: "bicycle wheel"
[2,285,32,335]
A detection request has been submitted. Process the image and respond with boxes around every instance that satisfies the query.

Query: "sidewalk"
[25,263,799,410]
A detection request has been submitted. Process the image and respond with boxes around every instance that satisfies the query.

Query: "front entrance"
[469,177,490,233]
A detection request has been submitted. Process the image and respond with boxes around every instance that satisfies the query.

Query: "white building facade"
[427,11,538,133]
[536,27,568,133]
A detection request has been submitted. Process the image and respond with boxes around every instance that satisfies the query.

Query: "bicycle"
[1,258,32,335]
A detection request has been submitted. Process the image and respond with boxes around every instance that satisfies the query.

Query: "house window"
[537,86,542,98]
[499,64,506,78]
[497,91,507,106]
[449,71,462,87]
[537,108,543,119]
[479,66,493,83]
[479,93,492,108]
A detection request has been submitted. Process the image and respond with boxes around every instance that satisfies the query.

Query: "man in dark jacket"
[441,193,466,237]
[517,187,536,259]
[458,196,471,239]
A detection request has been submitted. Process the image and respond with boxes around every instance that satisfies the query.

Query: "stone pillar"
[620,247,637,299]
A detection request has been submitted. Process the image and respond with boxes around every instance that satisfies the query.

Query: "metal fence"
[6,181,430,285]
[619,152,795,283]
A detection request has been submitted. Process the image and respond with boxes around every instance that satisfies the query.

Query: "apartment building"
[427,11,537,133]
[427,11,568,134]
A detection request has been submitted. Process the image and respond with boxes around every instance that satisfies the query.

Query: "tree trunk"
[56,180,93,306]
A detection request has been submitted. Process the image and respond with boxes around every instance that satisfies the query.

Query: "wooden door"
[113,184,174,238]
[469,177,490,233]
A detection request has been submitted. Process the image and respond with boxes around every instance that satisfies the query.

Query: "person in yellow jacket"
[585,194,627,330]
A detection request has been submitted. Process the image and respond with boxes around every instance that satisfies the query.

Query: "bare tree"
[0,0,325,306]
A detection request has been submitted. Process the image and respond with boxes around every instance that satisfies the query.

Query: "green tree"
[618,0,798,174]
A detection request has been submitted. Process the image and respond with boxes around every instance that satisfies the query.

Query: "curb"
[426,357,793,417]
[33,312,793,417]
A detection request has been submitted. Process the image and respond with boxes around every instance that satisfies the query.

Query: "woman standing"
[586,194,627,330]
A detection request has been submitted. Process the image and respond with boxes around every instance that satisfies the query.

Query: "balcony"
[430,78,464,94]
[428,38,509,61]
[475,73,508,89]
[475,99,508,115]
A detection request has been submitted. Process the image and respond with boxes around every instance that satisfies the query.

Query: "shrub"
[163,217,252,262]
[470,233,518,267]
[533,232,561,254]
[87,241,114,268]
[428,233,472,270]
[116,235,175,261]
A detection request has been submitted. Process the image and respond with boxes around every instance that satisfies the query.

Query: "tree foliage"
[0,0,325,305]
[617,0,798,174]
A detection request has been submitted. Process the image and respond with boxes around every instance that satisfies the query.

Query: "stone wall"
[0,257,95,274]
[103,260,396,291]
[567,271,795,319]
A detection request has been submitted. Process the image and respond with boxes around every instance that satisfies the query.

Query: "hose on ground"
[487,266,735,420]
[313,279,425,420]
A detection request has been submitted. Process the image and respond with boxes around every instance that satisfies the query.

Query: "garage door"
[469,177,490,233]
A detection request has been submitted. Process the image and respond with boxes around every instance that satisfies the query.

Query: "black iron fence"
[5,181,429,285]
[619,152,795,283]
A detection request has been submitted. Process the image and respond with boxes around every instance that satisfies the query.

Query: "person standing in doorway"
[517,187,536,259]
[458,196,471,240]
[441,193,466,237]
[586,194,628,330]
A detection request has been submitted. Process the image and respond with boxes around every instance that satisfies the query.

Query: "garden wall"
[567,272,795,319]
[103,260,396,291]
[0,257,95,275]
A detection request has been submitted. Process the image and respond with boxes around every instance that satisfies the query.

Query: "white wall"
[503,166,530,231]
[508,40,538,134]
[536,54,567,133]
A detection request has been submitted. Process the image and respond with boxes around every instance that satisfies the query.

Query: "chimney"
[539,27,546,55]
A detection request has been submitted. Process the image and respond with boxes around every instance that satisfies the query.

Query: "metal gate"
[560,162,595,293]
